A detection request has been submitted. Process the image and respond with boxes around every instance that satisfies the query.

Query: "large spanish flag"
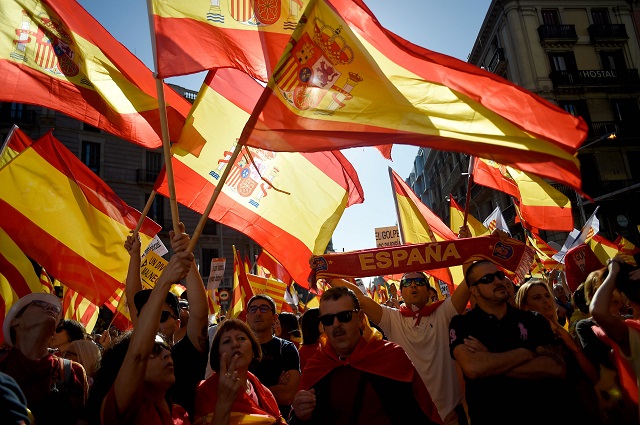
[0,131,161,305]
[242,0,587,193]
[473,157,573,231]
[0,0,191,148]
[389,167,459,291]
[150,0,309,81]
[154,68,364,287]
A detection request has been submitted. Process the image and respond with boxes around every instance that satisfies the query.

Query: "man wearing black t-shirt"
[449,260,567,425]
[246,294,300,419]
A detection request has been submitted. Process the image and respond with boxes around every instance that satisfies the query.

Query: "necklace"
[245,380,252,395]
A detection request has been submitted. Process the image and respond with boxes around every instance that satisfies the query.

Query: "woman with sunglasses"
[86,250,194,425]
[193,319,286,425]
[50,319,87,355]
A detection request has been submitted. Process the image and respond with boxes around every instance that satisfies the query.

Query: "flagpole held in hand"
[463,156,476,228]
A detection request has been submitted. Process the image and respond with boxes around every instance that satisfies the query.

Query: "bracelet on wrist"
[606,258,621,266]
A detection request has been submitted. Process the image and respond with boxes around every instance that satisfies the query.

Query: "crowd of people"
[1,224,640,425]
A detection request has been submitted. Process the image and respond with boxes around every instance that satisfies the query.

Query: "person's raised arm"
[590,257,630,355]
[113,250,193,415]
[326,278,383,324]
[170,223,209,353]
[124,233,143,328]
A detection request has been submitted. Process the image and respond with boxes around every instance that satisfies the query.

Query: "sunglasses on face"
[400,277,428,288]
[471,270,506,286]
[18,300,61,318]
[160,311,176,323]
[319,309,359,327]
[55,325,66,333]
[150,338,172,359]
[247,304,272,314]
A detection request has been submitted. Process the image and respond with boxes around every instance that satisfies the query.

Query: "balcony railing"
[487,48,506,74]
[588,24,628,44]
[537,25,578,45]
[549,69,640,89]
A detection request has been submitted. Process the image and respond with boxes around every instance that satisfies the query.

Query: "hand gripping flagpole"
[146,0,180,235]
[463,156,476,228]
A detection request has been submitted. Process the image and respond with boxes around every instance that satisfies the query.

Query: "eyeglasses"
[149,339,172,359]
[319,309,359,326]
[18,300,61,318]
[247,304,272,314]
[471,271,506,286]
[160,311,177,323]
[400,277,428,288]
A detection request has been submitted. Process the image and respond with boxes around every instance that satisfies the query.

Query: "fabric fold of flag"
[154,68,363,288]
[230,246,254,321]
[0,131,161,305]
[0,0,192,148]
[473,158,573,231]
[150,0,310,82]
[240,0,587,192]
[449,195,489,237]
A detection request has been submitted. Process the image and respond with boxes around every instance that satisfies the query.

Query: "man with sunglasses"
[327,270,470,425]
[125,222,209,418]
[0,292,88,425]
[449,260,567,425]
[246,294,301,419]
[290,286,443,424]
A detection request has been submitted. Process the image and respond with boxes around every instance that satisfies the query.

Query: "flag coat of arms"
[150,0,309,81]
[241,0,588,193]
[0,131,161,305]
[155,68,363,287]
[0,0,192,148]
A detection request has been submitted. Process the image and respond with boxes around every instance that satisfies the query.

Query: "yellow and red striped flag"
[247,274,288,313]
[62,285,99,333]
[449,195,489,237]
[0,125,33,168]
[473,158,573,231]
[0,0,191,149]
[0,131,161,305]
[154,68,363,288]
[0,227,44,346]
[230,246,254,320]
[150,0,309,82]
[241,0,587,193]
[389,167,459,291]
[38,268,55,294]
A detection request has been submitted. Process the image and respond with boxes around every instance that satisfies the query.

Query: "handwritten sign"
[140,251,168,289]
[375,225,400,248]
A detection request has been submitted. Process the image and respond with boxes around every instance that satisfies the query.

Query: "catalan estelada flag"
[389,167,458,292]
[154,68,363,288]
[241,0,587,193]
[0,0,191,149]
[473,158,573,232]
[449,195,489,237]
[230,246,254,321]
[0,131,161,305]
[150,0,310,82]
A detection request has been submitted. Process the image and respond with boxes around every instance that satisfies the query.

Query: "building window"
[596,150,630,181]
[201,248,220,277]
[10,103,23,119]
[559,100,590,124]
[146,151,162,177]
[82,123,100,133]
[591,9,610,25]
[81,141,101,174]
[541,9,561,25]
[548,52,577,72]
[600,50,626,70]
[146,192,164,227]
[611,98,640,122]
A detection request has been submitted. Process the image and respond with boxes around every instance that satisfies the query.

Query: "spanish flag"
[449,195,489,237]
[242,0,587,193]
[154,68,363,288]
[0,125,32,168]
[150,0,310,82]
[0,0,191,148]
[0,131,161,305]
[473,157,574,232]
